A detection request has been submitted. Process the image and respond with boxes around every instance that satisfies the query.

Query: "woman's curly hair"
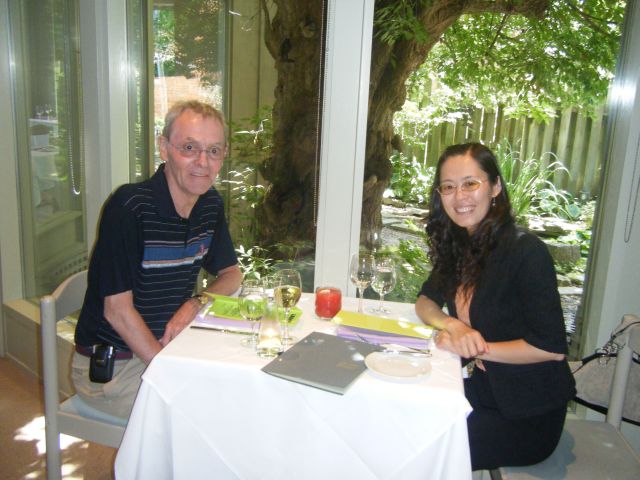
[425,143,514,298]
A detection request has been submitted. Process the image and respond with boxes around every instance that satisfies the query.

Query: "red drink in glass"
[315,287,342,320]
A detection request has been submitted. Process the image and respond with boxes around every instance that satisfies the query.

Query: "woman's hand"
[437,319,489,359]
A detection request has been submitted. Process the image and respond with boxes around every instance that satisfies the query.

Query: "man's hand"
[160,298,199,346]
[104,291,163,364]
[437,319,489,359]
[159,263,243,346]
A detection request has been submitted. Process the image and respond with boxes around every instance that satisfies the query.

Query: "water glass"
[370,257,396,315]
[315,286,342,320]
[256,300,284,358]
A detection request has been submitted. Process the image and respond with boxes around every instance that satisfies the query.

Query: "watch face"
[194,294,208,305]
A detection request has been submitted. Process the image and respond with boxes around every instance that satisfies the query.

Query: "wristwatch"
[191,293,209,307]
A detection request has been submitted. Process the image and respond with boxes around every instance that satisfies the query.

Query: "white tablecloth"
[115,295,472,480]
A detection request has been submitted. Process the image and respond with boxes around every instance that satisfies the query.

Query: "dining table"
[114,294,473,479]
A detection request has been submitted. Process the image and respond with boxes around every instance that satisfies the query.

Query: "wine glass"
[368,229,382,254]
[349,253,374,313]
[238,279,266,348]
[274,269,302,346]
[370,257,396,315]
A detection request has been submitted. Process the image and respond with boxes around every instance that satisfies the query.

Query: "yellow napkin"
[332,310,432,339]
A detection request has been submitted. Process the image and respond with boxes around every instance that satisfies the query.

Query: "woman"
[415,143,575,470]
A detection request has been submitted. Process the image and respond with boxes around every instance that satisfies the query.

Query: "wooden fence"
[400,105,607,199]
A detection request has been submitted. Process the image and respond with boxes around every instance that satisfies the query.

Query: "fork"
[354,333,431,357]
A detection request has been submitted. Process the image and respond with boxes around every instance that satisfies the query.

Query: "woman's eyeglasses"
[436,178,488,195]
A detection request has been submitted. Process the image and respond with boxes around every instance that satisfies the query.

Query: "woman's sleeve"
[418,271,446,308]
[514,234,568,354]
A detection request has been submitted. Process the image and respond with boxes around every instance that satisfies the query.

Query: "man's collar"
[151,163,211,219]
[150,163,180,218]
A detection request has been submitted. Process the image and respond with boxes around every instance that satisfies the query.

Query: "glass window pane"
[127,0,153,182]
[152,0,225,170]
[364,2,626,358]
[9,0,87,298]
[151,1,326,293]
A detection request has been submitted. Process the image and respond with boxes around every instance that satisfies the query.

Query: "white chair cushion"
[60,395,128,427]
[499,419,640,479]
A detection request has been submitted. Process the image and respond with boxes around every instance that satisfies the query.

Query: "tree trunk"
[258,0,549,250]
[256,0,325,254]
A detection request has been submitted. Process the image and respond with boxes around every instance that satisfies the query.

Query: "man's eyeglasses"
[167,141,224,160]
[436,178,488,195]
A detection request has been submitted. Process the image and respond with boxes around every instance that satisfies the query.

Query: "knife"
[190,325,252,335]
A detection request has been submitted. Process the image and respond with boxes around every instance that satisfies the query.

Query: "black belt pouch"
[89,344,115,383]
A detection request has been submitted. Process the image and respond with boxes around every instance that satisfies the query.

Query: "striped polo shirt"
[75,164,237,351]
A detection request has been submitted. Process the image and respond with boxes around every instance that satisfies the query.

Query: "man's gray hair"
[161,100,227,142]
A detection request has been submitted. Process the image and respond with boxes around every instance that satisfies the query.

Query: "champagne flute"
[349,253,374,313]
[370,257,396,315]
[238,279,266,348]
[274,269,302,346]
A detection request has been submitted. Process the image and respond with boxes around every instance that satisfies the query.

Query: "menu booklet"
[261,331,380,395]
[332,310,433,350]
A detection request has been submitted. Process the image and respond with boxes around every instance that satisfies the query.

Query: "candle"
[315,286,342,320]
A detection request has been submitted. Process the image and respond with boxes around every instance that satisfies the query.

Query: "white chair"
[492,314,640,480]
[41,270,127,480]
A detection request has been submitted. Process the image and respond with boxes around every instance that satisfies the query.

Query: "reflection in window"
[152,1,225,170]
[127,0,153,182]
[151,2,326,293]
[9,0,86,298]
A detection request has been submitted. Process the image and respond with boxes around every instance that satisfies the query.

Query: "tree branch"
[485,13,509,55]
[565,0,618,38]
[462,0,550,19]
[259,0,279,59]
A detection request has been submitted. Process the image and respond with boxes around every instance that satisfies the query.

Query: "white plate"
[365,351,431,379]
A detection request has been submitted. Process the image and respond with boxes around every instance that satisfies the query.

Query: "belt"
[75,344,133,360]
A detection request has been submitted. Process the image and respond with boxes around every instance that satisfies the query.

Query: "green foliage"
[153,8,177,75]
[558,226,593,258]
[424,1,625,119]
[375,0,430,44]
[219,107,273,253]
[377,238,432,303]
[153,1,224,86]
[553,228,590,283]
[220,105,311,280]
[493,141,575,224]
[386,152,435,204]
[229,107,273,160]
[235,245,276,281]
[536,189,583,221]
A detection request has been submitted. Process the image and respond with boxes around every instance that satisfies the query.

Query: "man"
[73,100,242,419]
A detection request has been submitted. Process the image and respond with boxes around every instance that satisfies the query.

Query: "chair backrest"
[41,270,87,409]
[607,313,640,427]
[41,270,87,480]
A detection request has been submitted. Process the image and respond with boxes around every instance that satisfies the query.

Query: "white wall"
[583,1,640,357]
[581,0,640,450]
[314,0,374,295]
[0,0,25,302]
[79,0,131,249]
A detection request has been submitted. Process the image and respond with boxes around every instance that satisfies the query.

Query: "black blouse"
[419,225,576,419]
